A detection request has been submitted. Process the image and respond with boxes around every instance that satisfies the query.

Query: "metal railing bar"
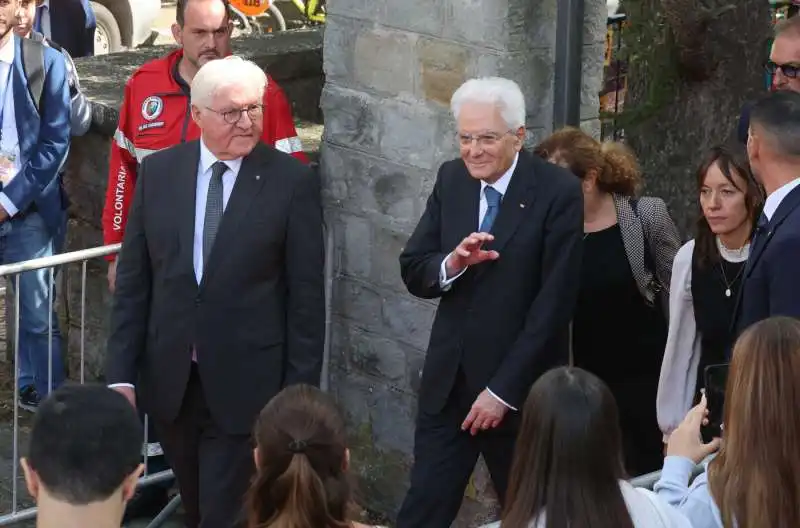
[0,244,121,277]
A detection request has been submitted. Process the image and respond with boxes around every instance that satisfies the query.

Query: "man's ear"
[20,458,40,500]
[171,23,183,46]
[121,463,145,503]
[253,447,261,468]
[343,448,350,471]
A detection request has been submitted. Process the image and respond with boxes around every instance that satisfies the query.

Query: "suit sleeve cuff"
[0,193,19,217]
[108,383,135,389]
[487,387,517,411]
[439,252,467,291]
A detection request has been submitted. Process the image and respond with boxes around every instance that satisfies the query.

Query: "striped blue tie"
[480,186,501,233]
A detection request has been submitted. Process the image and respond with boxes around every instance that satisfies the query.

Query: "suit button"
[195,296,201,306]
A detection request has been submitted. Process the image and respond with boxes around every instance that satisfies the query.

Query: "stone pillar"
[321,0,606,524]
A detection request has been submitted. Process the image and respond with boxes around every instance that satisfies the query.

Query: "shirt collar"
[480,152,519,196]
[763,177,800,221]
[0,35,15,65]
[199,139,243,175]
[40,0,49,7]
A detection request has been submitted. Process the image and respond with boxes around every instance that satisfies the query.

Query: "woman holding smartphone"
[656,144,764,442]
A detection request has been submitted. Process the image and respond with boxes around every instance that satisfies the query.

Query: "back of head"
[748,91,800,160]
[247,384,351,528]
[26,383,143,504]
[534,127,641,196]
[709,316,800,528]
[503,367,634,528]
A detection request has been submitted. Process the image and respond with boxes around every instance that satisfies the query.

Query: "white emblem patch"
[141,96,164,121]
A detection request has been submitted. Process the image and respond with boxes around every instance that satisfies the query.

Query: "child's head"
[22,384,144,509]
[247,384,353,528]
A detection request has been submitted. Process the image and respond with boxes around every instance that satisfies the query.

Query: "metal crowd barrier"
[0,243,175,527]
[0,215,336,527]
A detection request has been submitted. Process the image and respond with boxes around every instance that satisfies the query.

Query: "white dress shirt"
[110,139,242,390]
[437,153,519,410]
[763,177,800,221]
[0,35,20,217]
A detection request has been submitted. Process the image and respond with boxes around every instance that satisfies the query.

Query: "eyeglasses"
[765,61,800,79]
[206,104,263,124]
[456,131,514,148]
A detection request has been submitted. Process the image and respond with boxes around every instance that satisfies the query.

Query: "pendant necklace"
[719,262,745,298]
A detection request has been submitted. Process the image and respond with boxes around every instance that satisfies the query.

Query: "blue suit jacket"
[4,36,71,236]
[735,184,800,336]
[46,0,96,58]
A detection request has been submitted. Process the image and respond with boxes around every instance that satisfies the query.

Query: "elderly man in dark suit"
[105,55,326,528]
[735,91,800,334]
[396,77,584,527]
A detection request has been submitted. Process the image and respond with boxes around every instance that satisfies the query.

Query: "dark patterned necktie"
[480,186,502,232]
[202,161,227,266]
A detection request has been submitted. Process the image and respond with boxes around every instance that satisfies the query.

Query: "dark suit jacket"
[8,36,70,236]
[399,150,584,414]
[735,184,800,335]
[47,0,96,58]
[105,140,326,435]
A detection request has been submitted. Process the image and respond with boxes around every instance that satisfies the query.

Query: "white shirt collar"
[41,0,49,6]
[0,35,15,65]
[480,152,519,196]
[199,139,243,175]
[763,177,800,221]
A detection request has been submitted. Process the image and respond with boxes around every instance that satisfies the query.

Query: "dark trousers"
[154,364,254,528]
[395,371,520,528]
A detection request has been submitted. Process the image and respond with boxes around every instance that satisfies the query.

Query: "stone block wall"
[55,30,325,380]
[321,0,607,524]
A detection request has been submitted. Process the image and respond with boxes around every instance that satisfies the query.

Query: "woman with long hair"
[656,144,764,441]
[488,367,689,528]
[246,384,384,528]
[655,316,800,528]
[535,128,681,476]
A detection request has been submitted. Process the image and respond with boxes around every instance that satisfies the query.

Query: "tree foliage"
[621,0,772,235]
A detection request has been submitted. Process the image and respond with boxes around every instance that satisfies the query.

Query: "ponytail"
[247,451,351,528]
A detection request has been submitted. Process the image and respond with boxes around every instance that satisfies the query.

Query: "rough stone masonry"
[320,0,607,524]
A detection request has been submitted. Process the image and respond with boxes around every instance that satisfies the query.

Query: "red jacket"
[102,49,307,252]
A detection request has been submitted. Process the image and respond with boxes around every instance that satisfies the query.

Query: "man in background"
[738,15,800,143]
[31,0,95,58]
[736,91,800,333]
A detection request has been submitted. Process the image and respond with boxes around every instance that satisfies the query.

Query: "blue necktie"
[479,186,502,233]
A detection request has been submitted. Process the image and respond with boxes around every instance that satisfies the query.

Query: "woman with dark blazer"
[536,128,681,476]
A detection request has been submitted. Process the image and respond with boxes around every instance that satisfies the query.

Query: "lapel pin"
[519,203,525,208]
[255,175,261,180]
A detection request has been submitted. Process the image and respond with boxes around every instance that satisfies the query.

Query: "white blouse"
[656,239,749,440]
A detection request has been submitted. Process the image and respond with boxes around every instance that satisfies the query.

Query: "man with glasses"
[106,56,324,528]
[102,0,307,293]
[100,0,308,520]
[738,15,800,143]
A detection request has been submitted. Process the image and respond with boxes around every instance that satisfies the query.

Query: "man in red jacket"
[102,0,307,521]
[102,0,307,292]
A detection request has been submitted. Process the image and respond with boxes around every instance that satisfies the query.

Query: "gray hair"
[190,56,268,108]
[450,77,526,130]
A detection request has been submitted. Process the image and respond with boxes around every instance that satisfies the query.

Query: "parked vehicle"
[91,0,160,55]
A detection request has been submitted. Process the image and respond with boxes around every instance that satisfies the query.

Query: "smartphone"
[702,363,729,443]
